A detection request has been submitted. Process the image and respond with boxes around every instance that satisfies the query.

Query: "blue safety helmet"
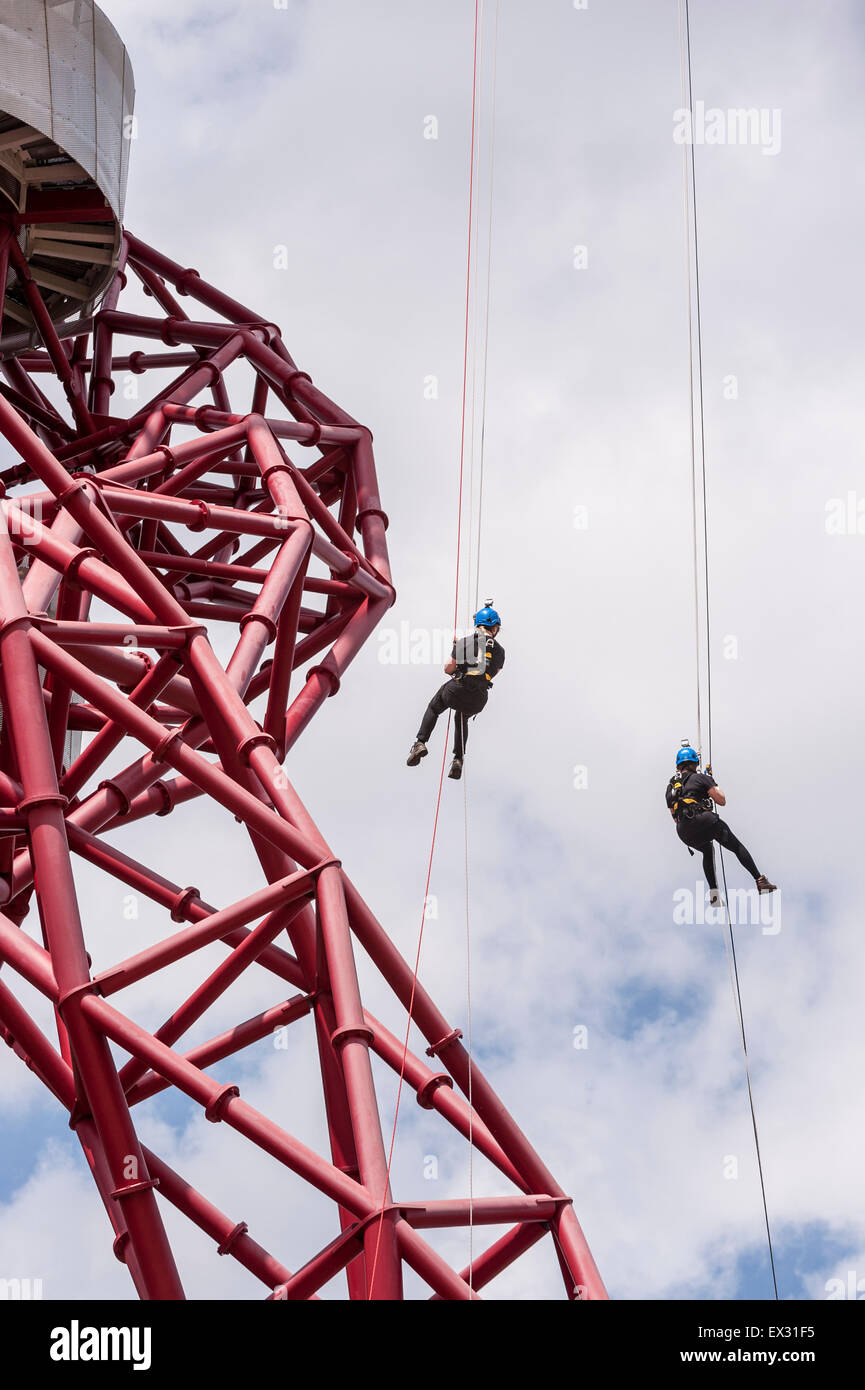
[676,746,700,768]
[474,603,501,629]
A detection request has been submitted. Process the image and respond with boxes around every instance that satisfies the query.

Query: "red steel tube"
[430,1221,549,1299]
[0,223,606,1300]
[343,875,609,1298]
[127,993,314,1106]
[0,529,184,1299]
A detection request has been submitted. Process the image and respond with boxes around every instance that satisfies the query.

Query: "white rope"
[473,0,500,614]
[458,0,501,1289]
[678,0,704,761]
[677,0,778,1300]
[465,0,485,631]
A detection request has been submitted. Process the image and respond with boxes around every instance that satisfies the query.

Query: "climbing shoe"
[755,875,777,895]
[709,889,724,908]
[406,740,428,767]
[448,757,463,781]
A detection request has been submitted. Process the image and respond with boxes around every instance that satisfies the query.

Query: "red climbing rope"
[367,0,483,1299]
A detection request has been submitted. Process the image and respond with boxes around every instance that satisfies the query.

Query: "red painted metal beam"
[0,231,607,1301]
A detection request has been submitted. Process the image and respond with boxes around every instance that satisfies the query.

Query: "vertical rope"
[369,0,483,1299]
[473,0,500,613]
[458,0,502,1291]
[460,0,501,1285]
[678,0,778,1301]
[368,719,452,1298]
[678,0,703,760]
[682,0,713,766]
[465,0,485,632]
[718,854,780,1299]
[453,2,483,640]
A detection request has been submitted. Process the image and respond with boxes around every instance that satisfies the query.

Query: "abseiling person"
[407,603,505,782]
[666,745,777,905]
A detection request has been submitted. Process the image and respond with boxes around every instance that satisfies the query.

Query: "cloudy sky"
[1,0,864,1301]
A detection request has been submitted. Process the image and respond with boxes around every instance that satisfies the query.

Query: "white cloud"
[0,0,863,1301]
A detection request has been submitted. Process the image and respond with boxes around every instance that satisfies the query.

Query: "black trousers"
[677,813,760,890]
[417,680,488,758]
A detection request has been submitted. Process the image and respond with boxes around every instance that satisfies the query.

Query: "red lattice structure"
[0,221,607,1300]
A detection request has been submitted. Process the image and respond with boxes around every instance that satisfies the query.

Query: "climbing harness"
[666,764,715,822]
[667,783,714,822]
